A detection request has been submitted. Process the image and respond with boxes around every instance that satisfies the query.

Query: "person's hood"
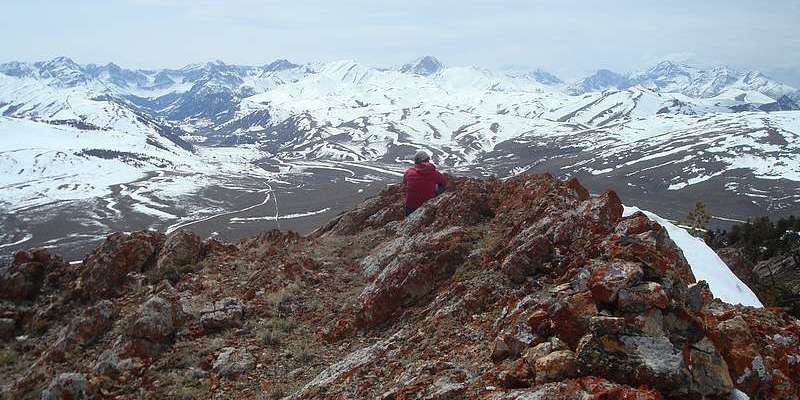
[412,162,437,174]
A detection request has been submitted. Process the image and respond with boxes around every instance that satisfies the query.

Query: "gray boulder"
[40,373,88,400]
[200,297,244,333]
[213,347,255,379]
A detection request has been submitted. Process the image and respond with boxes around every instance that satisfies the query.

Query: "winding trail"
[166,188,276,234]
[330,161,404,177]
[269,181,281,230]
[0,233,33,249]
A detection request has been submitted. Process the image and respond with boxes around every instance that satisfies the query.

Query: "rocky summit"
[1,174,799,399]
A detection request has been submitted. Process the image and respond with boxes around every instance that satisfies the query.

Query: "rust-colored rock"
[126,294,183,357]
[577,191,624,234]
[351,227,476,329]
[74,299,116,342]
[549,290,598,348]
[79,231,165,299]
[565,176,590,201]
[618,282,669,312]
[588,260,644,304]
[5,173,800,399]
[706,305,800,398]
[155,229,205,282]
[1,247,66,301]
[606,219,695,285]
[533,349,579,384]
[497,359,532,389]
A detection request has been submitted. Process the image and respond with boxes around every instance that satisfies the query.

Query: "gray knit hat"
[413,150,430,164]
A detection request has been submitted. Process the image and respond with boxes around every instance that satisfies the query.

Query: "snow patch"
[623,206,762,307]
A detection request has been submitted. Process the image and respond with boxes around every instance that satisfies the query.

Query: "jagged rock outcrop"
[705,304,800,399]
[78,231,165,299]
[46,300,117,362]
[155,229,205,282]
[2,173,799,399]
[126,292,184,357]
[0,248,67,301]
[308,174,796,399]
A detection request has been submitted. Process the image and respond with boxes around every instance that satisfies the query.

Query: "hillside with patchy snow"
[2,55,800,258]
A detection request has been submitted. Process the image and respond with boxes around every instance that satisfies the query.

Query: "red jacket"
[403,162,445,209]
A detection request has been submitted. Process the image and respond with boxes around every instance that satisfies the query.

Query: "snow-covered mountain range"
[568,60,800,101]
[2,55,800,257]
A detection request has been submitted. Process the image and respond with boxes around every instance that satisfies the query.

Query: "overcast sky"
[3,0,799,83]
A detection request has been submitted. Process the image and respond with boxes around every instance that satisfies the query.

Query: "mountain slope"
[566,69,631,95]
[400,55,444,76]
[2,56,800,251]
[1,174,796,399]
[0,116,197,212]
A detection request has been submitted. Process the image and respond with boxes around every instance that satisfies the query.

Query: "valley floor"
[0,160,402,261]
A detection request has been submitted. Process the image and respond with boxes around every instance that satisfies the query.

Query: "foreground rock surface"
[0,174,798,399]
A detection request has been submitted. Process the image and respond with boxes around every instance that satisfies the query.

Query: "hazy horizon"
[2,0,799,84]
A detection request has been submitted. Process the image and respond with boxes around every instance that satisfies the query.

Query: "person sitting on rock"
[402,150,445,217]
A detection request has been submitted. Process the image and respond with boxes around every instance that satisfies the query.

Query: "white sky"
[2,0,799,83]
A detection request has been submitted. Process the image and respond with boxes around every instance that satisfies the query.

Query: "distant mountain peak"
[644,60,692,76]
[652,59,686,69]
[38,56,82,73]
[264,59,299,72]
[567,69,631,95]
[34,56,89,87]
[400,56,443,76]
[0,60,36,78]
[595,68,624,77]
[529,69,563,85]
[566,61,798,100]
[48,55,78,65]
[505,68,563,85]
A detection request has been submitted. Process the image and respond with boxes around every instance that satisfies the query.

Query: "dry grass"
[291,340,315,365]
[259,325,281,346]
[258,384,290,400]
[0,350,16,366]
[265,282,302,317]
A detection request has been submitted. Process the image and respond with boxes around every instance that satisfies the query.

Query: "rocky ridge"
[1,174,799,399]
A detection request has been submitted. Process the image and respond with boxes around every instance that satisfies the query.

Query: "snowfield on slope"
[624,206,763,307]
[0,116,269,212]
